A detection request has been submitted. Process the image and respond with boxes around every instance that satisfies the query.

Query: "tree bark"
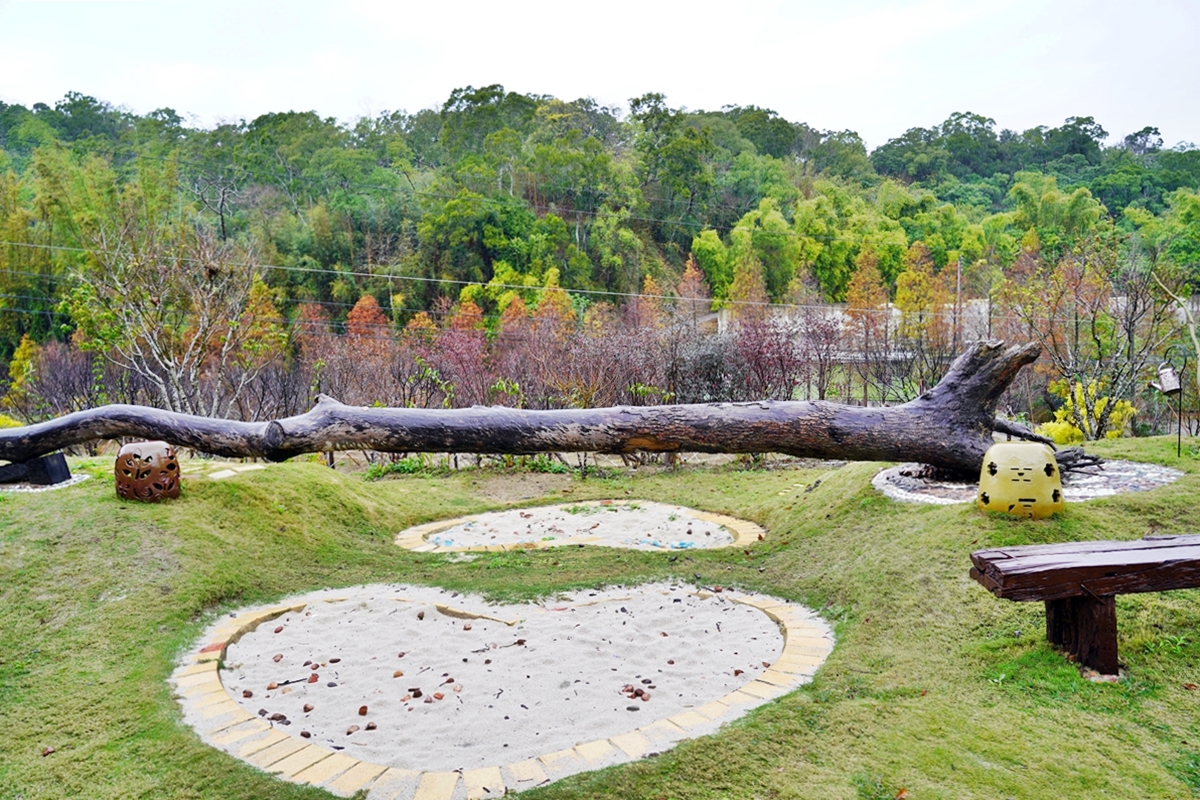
[0,340,1043,479]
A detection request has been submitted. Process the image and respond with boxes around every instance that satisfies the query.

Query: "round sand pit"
[174,583,832,798]
[394,500,764,553]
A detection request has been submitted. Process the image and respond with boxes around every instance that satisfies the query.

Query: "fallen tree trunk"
[0,341,1047,479]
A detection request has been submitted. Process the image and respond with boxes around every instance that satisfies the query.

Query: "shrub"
[1036,380,1137,443]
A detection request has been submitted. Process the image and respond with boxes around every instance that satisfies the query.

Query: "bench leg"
[1045,595,1119,675]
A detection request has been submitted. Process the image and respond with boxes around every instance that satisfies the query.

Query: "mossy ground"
[2,438,1199,799]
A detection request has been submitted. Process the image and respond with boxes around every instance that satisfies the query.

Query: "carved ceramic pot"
[115,441,181,502]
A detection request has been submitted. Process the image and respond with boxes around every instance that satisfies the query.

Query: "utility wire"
[0,238,1011,314]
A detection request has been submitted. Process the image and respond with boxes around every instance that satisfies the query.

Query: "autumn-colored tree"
[844,249,894,403]
[429,298,493,407]
[726,247,770,324]
[346,294,389,338]
[894,243,957,394]
[41,150,279,417]
[996,232,1180,438]
[675,255,712,328]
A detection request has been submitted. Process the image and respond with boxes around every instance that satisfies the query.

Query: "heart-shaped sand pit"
[395,500,764,553]
[173,583,831,798]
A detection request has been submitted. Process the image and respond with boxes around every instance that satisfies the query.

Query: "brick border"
[394,500,765,553]
[173,589,832,799]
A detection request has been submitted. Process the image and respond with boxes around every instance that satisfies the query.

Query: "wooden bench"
[970,535,1200,674]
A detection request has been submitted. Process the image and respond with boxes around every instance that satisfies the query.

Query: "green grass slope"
[1,438,1199,799]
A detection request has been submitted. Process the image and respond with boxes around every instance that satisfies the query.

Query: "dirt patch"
[470,472,572,502]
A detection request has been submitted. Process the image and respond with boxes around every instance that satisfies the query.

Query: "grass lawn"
[2,437,1200,799]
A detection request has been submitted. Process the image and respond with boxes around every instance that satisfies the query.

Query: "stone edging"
[172,591,833,799]
[872,460,1186,506]
[0,474,91,494]
[394,500,765,553]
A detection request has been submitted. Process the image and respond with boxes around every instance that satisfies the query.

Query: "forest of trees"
[1,87,1198,444]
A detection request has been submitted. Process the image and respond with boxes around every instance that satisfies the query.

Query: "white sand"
[420,501,736,551]
[220,583,787,773]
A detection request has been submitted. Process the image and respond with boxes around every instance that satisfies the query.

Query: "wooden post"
[1045,595,1119,674]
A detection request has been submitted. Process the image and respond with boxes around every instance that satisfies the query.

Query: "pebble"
[393,670,404,678]
[366,722,377,730]
[346,725,359,735]
[272,654,283,663]
[41,746,55,757]
[300,730,311,738]
[266,682,278,690]
[358,705,368,716]
[273,626,283,634]
[303,703,314,713]
[307,674,318,684]
[627,705,640,712]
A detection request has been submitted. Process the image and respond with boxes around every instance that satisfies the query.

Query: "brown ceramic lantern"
[115,441,181,501]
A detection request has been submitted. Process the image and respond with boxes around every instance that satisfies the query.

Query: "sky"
[1,0,1197,150]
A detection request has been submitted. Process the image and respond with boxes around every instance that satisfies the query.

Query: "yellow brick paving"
[172,587,833,798]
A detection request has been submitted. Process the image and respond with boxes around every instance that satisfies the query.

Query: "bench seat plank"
[970,534,1200,602]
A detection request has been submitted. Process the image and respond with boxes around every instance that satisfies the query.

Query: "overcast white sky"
[1,0,1197,150]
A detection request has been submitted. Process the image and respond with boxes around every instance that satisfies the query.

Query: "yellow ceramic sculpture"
[976,441,1064,519]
